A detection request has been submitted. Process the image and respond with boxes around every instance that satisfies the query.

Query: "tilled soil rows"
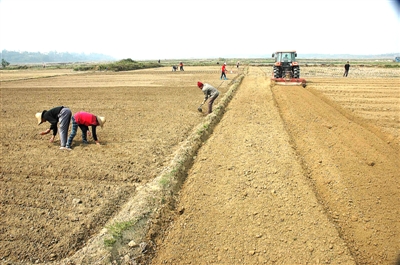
[151,67,399,265]
[271,77,399,265]
[1,65,399,265]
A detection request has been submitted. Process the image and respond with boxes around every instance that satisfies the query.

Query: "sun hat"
[35,111,45,125]
[197,82,203,88]
[224,62,226,65]
[97,116,106,128]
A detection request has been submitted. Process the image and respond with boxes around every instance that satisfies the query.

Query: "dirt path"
[151,67,357,264]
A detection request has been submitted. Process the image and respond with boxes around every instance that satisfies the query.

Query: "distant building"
[395,57,400,62]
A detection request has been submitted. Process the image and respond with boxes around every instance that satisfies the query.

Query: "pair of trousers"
[221,71,226,79]
[58,108,71,147]
[66,116,88,148]
[208,94,219,114]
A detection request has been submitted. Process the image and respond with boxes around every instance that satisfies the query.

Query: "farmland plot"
[0,66,234,263]
[273,77,400,264]
[270,66,400,265]
[1,65,399,265]
[0,69,81,81]
[307,77,399,143]
[152,66,399,265]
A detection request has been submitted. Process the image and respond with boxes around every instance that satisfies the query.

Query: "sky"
[0,0,399,60]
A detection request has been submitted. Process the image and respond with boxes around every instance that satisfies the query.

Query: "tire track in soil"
[272,82,400,264]
[151,67,355,264]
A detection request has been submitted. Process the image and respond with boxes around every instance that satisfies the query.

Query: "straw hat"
[35,111,44,125]
[97,116,106,128]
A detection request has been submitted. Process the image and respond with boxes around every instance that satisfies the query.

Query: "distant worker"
[35,106,72,150]
[158,59,160,63]
[197,81,220,114]
[236,61,240,69]
[172,65,178,71]
[179,62,184,71]
[343,61,350,77]
[221,62,228,80]
[66,111,106,150]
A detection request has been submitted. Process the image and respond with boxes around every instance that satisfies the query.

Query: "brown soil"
[150,67,399,265]
[0,66,231,264]
[1,66,399,265]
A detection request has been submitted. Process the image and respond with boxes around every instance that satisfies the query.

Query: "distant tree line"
[74,58,162,72]
[1,50,115,64]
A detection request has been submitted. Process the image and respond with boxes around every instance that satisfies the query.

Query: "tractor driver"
[283,54,289,62]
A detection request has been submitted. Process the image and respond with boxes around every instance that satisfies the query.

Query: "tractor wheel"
[293,67,300,78]
[273,66,280,78]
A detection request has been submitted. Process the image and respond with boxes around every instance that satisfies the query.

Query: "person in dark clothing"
[65,111,106,150]
[179,62,184,71]
[343,61,350,77]
[35,106,72,149]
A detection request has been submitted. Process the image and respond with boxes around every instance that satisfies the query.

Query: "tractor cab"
[273,51,297,63]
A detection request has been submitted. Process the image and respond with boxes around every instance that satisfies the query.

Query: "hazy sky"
[1,0,399,60]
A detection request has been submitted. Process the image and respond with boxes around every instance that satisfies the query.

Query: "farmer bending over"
[36,106,72,150]
[198,81,220,114]
[65,111,106,150]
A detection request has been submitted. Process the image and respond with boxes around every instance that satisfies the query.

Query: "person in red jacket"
[65,111,106,150]
[220,62,227,80]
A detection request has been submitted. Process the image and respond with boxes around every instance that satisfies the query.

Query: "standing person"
[343,61,350,77]
[35,106,72,150]
[66,111,106,150]
[221,62,227,80]
[179,62,184,71]
[197,81,220,114]
[236,61,240,69]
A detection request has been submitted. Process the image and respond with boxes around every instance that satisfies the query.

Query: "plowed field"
[0,66,232,264]
[151,67,399,265]
[1,65,399,265]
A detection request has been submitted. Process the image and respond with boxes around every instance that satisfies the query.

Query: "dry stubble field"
[1,65,399,264]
